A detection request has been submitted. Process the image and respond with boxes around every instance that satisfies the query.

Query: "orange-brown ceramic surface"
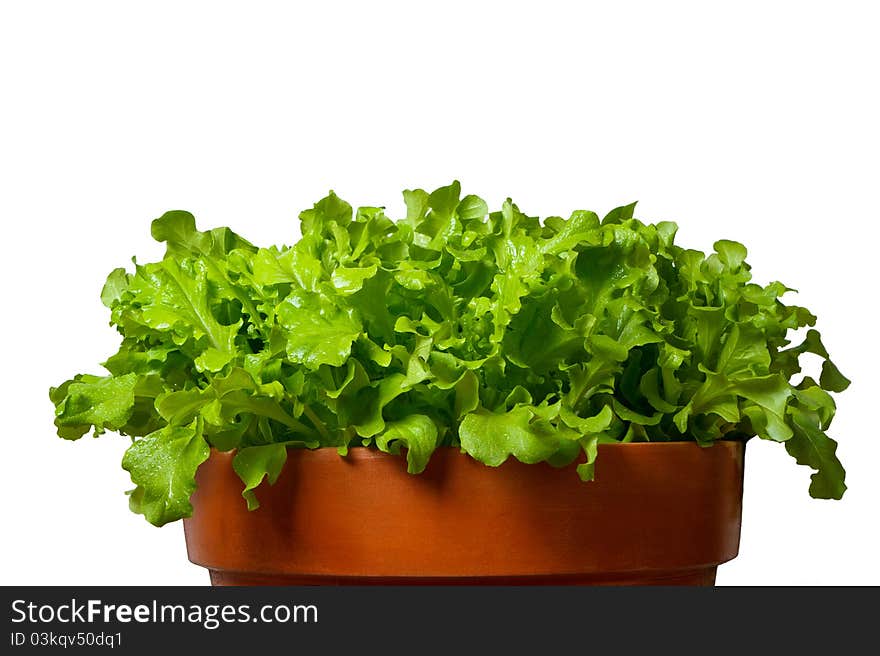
[184,442,744,585]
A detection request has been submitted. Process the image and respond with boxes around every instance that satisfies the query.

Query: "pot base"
[208,566,717,586]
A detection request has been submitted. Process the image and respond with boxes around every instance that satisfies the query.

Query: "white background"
[1,1,877,585]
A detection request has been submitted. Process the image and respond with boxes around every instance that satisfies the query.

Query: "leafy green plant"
[50,182,850,525]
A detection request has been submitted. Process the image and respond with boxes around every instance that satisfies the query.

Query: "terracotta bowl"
[184,441,744,585]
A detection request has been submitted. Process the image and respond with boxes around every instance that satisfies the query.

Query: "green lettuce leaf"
[122,420,210,526]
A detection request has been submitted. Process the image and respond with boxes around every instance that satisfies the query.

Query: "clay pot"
[184,441,744,586]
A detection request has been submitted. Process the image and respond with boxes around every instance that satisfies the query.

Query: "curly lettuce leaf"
[123,420,210,526]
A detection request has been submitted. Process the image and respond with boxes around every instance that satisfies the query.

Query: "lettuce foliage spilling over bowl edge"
[50,182,850,525]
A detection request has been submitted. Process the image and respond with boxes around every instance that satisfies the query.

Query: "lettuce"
[50,183,850,525]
